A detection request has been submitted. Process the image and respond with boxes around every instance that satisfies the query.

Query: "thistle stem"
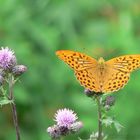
[9,75,20,140]
[96,95,102,140]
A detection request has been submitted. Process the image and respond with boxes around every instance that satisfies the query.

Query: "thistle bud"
[105,96,115,106]
[0,75,4,86]
[69,121,83,133]
[103,96,115,111]
[47,125,61,139]
[12,65,27,76]
[59,126,69,136]
[84,89,95,97]
[0,69,5,77]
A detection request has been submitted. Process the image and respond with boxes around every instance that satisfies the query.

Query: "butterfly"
[56,50,140,93]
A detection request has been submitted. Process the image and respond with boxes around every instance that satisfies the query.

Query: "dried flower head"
[0,47,16,70]
[55,108,78,127]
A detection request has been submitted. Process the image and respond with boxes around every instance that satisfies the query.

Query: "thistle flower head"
[47,108,83,139]
[0,47,16,70]
[55,108,78,127]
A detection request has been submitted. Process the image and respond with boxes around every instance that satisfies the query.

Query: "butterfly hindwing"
[102,68,130,93]
[75,69,100,92]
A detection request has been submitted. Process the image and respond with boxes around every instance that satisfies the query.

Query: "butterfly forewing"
[106,55,140,73]
[56,50,98,71]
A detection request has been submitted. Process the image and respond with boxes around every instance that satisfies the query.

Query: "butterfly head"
[98,57,105,65]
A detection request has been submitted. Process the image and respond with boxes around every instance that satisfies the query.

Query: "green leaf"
[102,117,123,133]
[0,87,7,96]
[0,97,13,106]
[102,117,114,127]
[114,121,123,133]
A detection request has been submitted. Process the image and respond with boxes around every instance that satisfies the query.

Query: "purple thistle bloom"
[55,108,78,127]
[0,47,16,70]
[47,108,83,139]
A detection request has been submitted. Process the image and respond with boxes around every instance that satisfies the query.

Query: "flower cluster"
[47,108,83,139]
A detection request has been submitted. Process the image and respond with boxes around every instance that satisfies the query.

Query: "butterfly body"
[56,50,140,94]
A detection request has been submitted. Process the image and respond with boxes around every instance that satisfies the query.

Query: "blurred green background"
[0,0,140,140]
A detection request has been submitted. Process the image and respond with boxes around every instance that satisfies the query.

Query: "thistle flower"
[0,47,16,70]
[55,108,78,127]
[47,108,83,139]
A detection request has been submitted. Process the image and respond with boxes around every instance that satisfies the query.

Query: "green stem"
[9,75,21,140]
[96,95,102,140]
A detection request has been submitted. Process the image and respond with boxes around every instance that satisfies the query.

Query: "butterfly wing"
[102,55,140,93]
[106,55,140,73]
[101,67,130,93]
[56,50,98,71]
[56,50,100,92]
[75,69,101,92]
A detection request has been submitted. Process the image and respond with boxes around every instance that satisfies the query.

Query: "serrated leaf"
[89,132,98,140]
[102,117,113,127]
[0,97,13,106]
[114,121,123,133]
[102,117,123,133]
[0,87,7,96]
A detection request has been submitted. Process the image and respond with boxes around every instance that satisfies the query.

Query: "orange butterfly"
[56,50,140,93]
